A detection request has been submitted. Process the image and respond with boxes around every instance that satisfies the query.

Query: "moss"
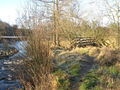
[53,69,69,79]
[53,69,70,90]
[58,79,70,90]
[79,72,99,90]
[108,66,119,76]
[69,63,81,76]
[79,83,88,90]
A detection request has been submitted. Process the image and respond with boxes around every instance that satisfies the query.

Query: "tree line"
[0,20,28,36]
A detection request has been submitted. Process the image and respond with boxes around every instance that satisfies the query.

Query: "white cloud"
[0,0,25,25]
[0,7,17,25]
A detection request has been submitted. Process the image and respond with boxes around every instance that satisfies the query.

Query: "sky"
[0,0,25,25]
[0,0,90,24]
[0,0,108,26]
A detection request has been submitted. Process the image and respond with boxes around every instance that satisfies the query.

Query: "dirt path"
[70,54,95,90]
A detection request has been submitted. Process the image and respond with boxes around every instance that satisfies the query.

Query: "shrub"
[18,29,56,90]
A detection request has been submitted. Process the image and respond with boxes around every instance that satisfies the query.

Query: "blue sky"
[0,0,105,25]
[0,0,94,24]
[0,0,25,25]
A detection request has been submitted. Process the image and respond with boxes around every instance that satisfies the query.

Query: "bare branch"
[36,0,55,3]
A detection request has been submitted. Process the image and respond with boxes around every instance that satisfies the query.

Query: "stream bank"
[0,41,26,90]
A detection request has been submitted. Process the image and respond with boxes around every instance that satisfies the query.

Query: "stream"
[0,41,26,90]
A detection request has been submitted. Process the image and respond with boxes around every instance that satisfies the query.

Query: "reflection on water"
[9,41,27,59]
[14,41,27,54]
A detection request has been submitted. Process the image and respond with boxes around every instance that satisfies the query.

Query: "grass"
[16,34,120,90]
[53,64,81,90]
[57,47,91,58]
[77,46,120,90]
[53,69,70,90]
[69,63,81,76]
[79,64,120,90]
[98,66,120,89]
[60,40,71,48]
[79,71,99,90]
[18,29,57,90]
[70,47,90,54]
[57,46,120,90]
[87,46,119,66]
[88,47,100,57]
[53,55,81,89]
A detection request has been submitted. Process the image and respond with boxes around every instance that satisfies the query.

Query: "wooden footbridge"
[70,37,101,48]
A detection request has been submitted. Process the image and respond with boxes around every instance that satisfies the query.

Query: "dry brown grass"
[70,47,91,54]
[60,40,71,48]
[18,28,57,90]
[96,47,112,64]
[88,46,120,66]
[88,47,100,57]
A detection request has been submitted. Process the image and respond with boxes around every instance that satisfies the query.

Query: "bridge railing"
[70,37,100,48]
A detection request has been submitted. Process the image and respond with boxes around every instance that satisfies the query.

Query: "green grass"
[69,63,81,76]
[79,72,99,90]
[53,69,70,90]
[54,47,120,90]
[79,65,120,90]
[53,63,81,89]
[108,66,119,77]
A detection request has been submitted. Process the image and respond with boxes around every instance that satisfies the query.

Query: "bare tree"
[102,0,120,48]
[35,0,80,46]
